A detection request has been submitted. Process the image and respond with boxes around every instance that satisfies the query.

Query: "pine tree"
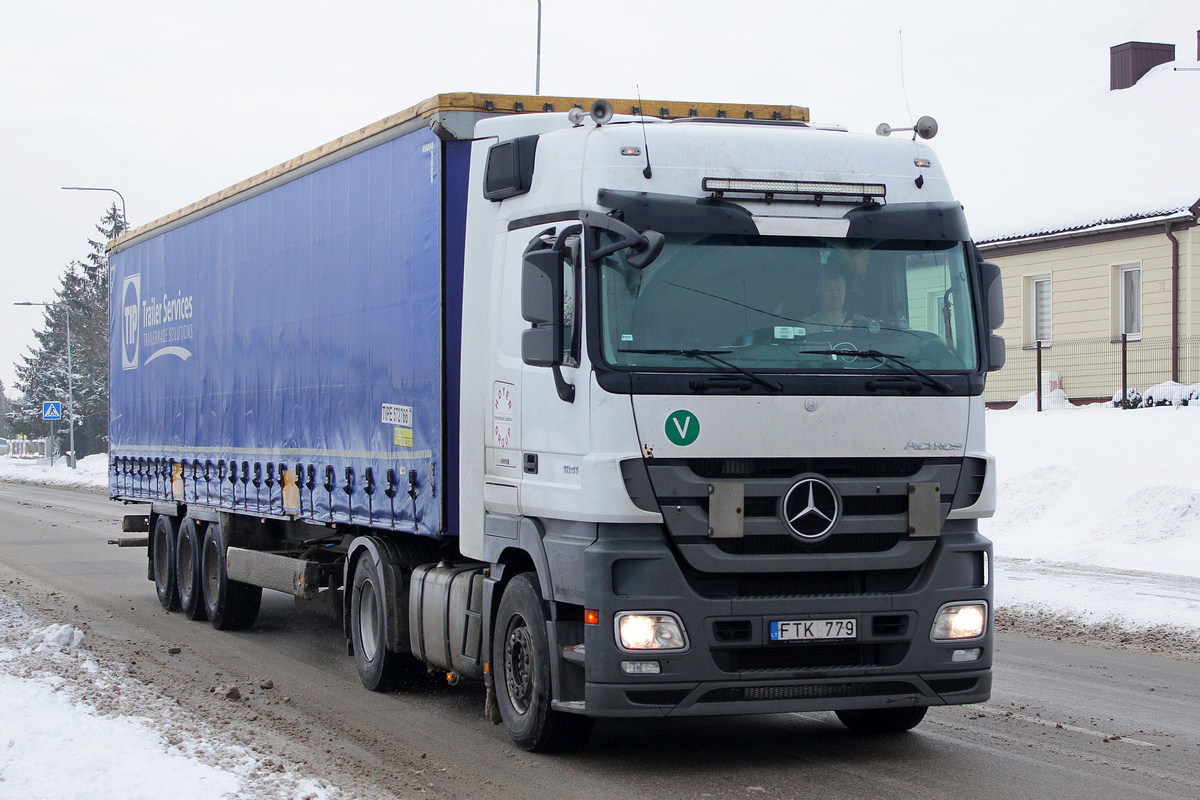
[0,380,14,439]
[12,204,127,458]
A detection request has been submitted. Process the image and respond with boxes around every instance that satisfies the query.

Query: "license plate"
[770,618,857,642]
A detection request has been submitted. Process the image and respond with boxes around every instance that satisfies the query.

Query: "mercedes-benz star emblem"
[781,476,840,540]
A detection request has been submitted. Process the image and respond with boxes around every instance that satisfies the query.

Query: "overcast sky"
[2,0,1196,395]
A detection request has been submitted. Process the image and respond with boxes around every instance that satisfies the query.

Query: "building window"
[1119,265,1141,339]
[1031,275,1052,344]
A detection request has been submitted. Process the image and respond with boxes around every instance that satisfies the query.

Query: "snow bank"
[0,452,108,492]
[0,593,347,800]
[0,673,243,800]
[984,405,1200,576]
[984,406,1200,630]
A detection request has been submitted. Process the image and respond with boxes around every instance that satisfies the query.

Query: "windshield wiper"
[618,348,783,393]
[799,348,952,394]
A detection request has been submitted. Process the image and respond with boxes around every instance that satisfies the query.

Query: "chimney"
[1110,40,1175,90]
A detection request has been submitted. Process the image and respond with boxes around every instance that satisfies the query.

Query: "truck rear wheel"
[493,573,593,752]
[835,705,928,734]
[151,515,180,611]
[200,520,261,630]
[350,547,426,691]
[176,518,207,621]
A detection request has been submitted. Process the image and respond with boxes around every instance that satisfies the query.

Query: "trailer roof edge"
[108,92,809,254]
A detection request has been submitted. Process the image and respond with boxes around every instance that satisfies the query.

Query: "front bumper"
[575,523,992,718]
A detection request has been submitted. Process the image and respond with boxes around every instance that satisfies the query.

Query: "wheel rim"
[153,526,171,587]
[504,615,534,715]
[358,577,379,662]
[203,538,220,606]
[178,534,194,600]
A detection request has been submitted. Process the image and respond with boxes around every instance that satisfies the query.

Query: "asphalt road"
[2,480,1199,800]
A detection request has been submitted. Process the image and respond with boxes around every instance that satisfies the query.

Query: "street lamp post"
[13,302,76,469]
[62,186,127,225]
[535,0,542,95]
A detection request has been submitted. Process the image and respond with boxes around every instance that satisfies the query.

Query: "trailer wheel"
[350,548,425,691]
[151,515,181,611]
[835,706,928,734]
[200,521,261,631]
[176,518,207,621]
[493,573,593,752]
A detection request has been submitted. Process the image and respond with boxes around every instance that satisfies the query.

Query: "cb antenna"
[875,31,938,141]
[637,84,652,179]
[899,30,913,127]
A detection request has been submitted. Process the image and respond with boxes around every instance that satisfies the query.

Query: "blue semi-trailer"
[109,93,1004,751]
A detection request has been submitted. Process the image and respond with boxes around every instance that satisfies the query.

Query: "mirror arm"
[553,365,575,403]
[581,211,648,261]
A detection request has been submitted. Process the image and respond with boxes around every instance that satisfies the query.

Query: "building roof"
[949,55,1200,244]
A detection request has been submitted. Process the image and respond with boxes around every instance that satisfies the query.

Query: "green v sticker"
[665,410,700,446]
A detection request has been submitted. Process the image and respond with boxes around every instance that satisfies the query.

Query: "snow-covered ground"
[2,407,1199,797]
[982,405,1200,631]
[0,593,349,800]
[0,451,109,493]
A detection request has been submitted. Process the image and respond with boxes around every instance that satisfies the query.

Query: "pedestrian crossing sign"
[42,401,62,421]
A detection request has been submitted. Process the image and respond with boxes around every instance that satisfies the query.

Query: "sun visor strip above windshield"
[596,189,758,235]
[843,202,970,242]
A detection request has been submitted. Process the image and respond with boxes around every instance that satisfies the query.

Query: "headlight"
[615,612,689,652]
[931,602,988,641]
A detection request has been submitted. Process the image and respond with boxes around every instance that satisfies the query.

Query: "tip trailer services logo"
[121,275,140,370]
[122,273,196,369]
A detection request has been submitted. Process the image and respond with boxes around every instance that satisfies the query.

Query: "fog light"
[951,648,983,663]
[621,660,662,675]
[931,602,987,641]
[615,612,689,652]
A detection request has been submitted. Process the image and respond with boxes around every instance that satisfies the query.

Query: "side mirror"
[989,334,1006,372]
[980,261,1004,330]
[521,248,564,368]
[627,230,665,269]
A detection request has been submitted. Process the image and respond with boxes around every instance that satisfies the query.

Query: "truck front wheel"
[493,573,593,752]
[200,521,261,630]
[151,515,180,611]
[835,705,928,733]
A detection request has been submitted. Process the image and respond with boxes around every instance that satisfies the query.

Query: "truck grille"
[699,681,918,703]
[688,457,924,480]
[636,457,961,570]
[713,532,902,556]
[712,642,910,673]
[687,567,922,599]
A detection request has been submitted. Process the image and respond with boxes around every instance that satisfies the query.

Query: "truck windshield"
[596,232,979,374]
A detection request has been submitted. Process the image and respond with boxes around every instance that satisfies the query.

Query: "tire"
[350,547,425,691]
[200,520,262,631]
[493,573,593,752]
[151,515,180,611]
[835,705,928,734]
[176,518,207,621]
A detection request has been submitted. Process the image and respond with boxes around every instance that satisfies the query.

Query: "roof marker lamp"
[702,177,886,204]
[931,602,987,641]
[615,612,688,652]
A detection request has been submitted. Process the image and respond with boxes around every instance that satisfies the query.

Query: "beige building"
[965,38,1200,405]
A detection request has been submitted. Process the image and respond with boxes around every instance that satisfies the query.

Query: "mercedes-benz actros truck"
[108,92,1004,751]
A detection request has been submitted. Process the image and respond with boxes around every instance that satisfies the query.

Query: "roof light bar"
[702,177,886,204]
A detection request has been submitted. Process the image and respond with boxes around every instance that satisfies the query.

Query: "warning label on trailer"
[394,426,413,448]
